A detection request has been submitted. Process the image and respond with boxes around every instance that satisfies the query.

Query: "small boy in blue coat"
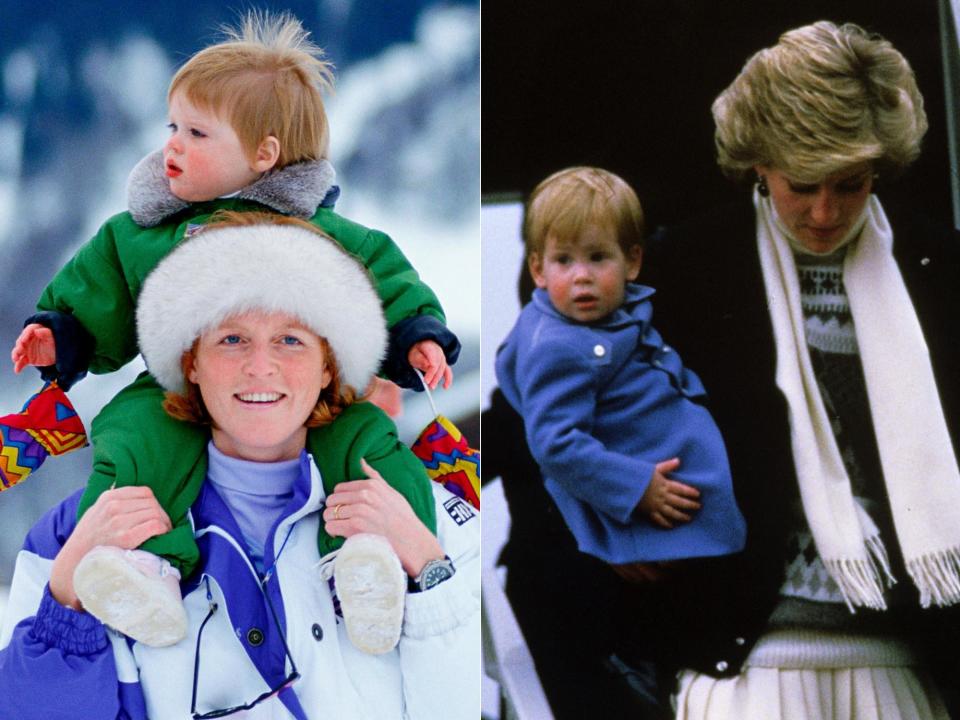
[496,167,746,571]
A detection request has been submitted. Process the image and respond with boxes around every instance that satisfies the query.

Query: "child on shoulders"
[9,12,457,652]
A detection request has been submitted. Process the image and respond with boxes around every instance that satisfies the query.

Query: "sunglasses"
[190,575,300,719]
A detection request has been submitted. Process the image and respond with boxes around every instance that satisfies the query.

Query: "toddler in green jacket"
[9,12,458,650]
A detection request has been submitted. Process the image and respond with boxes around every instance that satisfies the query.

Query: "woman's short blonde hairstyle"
[712,21,927,183]
[168,11,334,167]
[523,167,645,259]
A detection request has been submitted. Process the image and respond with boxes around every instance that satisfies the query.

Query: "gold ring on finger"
[334,503,343,520]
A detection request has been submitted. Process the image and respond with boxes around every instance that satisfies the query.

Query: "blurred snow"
[0,115,22,247]
[3,49,36,105]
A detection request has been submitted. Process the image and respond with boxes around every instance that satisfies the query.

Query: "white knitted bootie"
[333,533,406,654]
[73,545,187,647]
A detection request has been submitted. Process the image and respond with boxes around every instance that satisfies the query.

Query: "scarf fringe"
[906,548,960,608]
[825,553,892,612]
[865,533,897,588]
[825,534,896,612]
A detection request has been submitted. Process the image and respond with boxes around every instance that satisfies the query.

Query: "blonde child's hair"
[712,21,927,183]
[523,167,645,259]
[169,11,335,167]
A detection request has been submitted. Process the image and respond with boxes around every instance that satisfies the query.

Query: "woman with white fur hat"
[0,212,480,720]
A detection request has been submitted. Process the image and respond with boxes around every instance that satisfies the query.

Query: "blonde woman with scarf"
[640,21,960,720]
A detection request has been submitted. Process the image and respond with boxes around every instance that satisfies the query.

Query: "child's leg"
[306,402,437,558]
[78,371,208,577]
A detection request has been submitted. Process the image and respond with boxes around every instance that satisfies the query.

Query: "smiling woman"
[0,213,480,719]
[180,311,334,462]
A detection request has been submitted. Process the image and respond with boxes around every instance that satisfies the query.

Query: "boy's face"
[164,91,266,202]
[529,226,642,323]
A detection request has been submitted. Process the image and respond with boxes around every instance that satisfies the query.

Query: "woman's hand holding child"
[50,486,172,610]
[324,458,445,578]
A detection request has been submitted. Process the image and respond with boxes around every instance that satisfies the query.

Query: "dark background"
[482,1,954,233]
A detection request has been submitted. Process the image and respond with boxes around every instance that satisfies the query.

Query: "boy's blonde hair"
[713,21,927,183]
[523,167,644,259]
[169,11,334,167]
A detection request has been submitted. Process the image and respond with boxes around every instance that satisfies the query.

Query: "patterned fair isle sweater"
[747,248,918,669]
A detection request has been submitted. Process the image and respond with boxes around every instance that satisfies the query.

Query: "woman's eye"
[281,336,303,346]
[221,335,242,345]
[837,180,866,194]
[788,183,817,194]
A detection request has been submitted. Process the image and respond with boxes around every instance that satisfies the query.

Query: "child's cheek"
[186,151,214,180]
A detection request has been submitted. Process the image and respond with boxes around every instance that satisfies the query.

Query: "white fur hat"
[136,221,386,394]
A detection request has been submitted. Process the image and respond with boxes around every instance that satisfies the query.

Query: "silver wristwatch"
[410,556,455,592]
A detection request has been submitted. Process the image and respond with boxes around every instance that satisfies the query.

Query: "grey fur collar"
[126,150,336,227]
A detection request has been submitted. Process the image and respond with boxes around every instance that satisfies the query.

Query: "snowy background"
[0,0,479,583]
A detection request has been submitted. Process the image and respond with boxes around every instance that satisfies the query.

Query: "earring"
[757,175,769,197]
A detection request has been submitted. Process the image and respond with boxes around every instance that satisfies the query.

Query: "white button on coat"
[593,344,605,357]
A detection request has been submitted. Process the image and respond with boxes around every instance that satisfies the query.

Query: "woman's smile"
[188,311,332,461]
[235,391,284,404]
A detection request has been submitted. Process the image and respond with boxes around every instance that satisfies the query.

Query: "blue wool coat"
[495,285,746,564]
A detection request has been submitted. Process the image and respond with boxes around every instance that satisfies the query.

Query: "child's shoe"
[334,533,406,654]
[73,545,188,647]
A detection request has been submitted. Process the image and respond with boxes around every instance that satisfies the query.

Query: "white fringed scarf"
[755,190,960,610]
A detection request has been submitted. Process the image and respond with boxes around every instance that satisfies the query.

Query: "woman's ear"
[252,136,281,173]
[186,354,200,385]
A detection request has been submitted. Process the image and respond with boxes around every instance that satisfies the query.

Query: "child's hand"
[11,323,56,373]
[408,339,453,390]
[637,457,701,529]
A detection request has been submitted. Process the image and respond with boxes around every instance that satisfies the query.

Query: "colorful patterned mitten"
[411,414,480,509]
[0,382,87,490]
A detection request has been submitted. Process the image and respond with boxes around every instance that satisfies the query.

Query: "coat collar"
[126,150,338,227]
[185,449,325,700]
[531,283,655,330]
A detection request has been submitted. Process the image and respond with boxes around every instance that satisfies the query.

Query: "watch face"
[420,559,454,590]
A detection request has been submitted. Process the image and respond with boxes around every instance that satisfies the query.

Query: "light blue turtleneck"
[206,442,301,573]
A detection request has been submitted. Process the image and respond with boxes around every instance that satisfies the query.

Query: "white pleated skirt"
[674,665,950,720]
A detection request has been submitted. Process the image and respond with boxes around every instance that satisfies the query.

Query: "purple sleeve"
[0,589,132,719]
[0,492,146,719]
